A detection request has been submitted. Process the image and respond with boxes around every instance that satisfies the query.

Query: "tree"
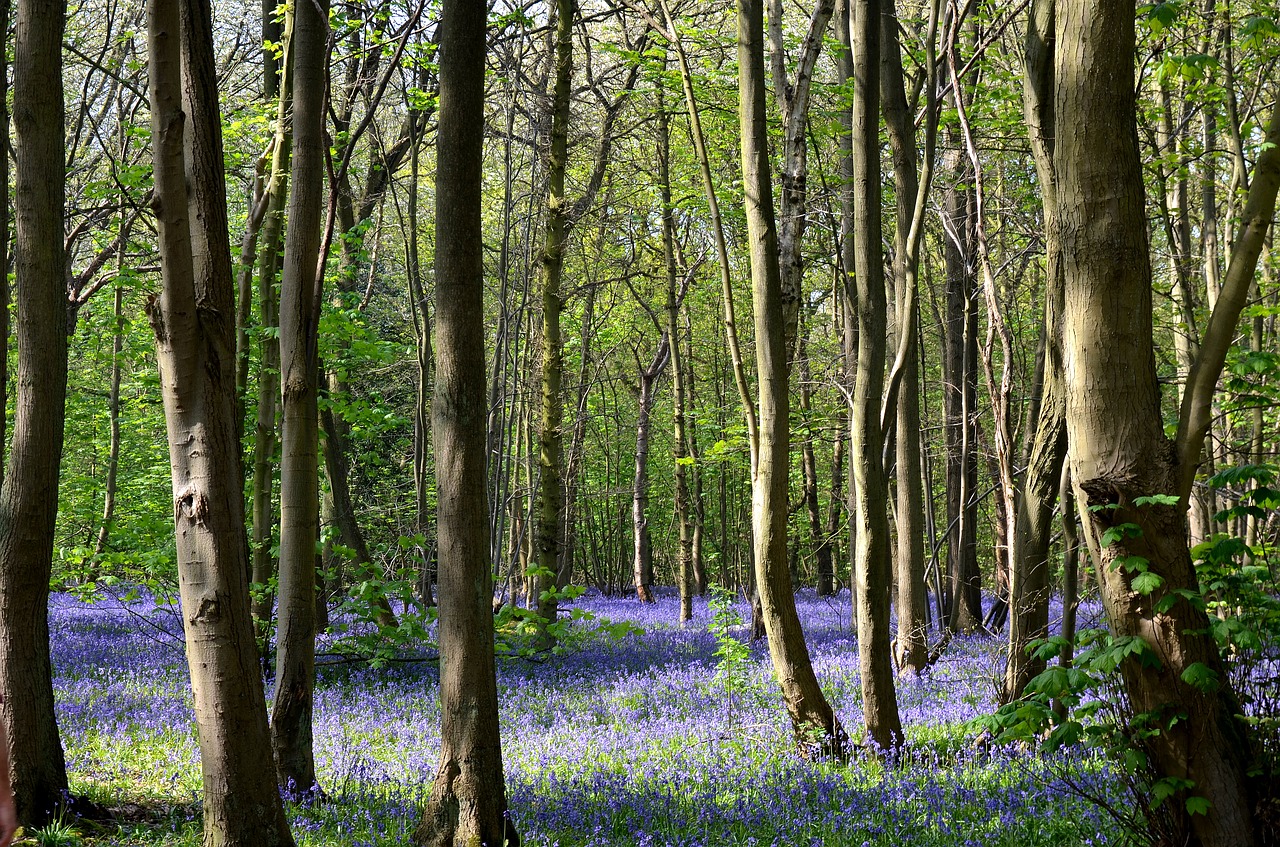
[414,0,518,844]
[1056,2,1278,843]
[272,0,330,793]
[631,335,670,604]
[1004,0,1068,703]
[249,0,295,644]
[848,0,903,751]
[880,0,940,675]
[739,0,847,757]
[0,0,71,826]
[145,0,295,842]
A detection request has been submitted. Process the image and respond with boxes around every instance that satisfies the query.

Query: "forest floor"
[44,586,1125,846]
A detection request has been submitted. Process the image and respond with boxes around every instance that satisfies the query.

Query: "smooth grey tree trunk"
[1057,4,1260,843]
[271,0,329,794]
[250,27,294,644]
[145,0,295,842]
[414,1,518,843]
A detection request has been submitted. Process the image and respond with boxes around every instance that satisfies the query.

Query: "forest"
[0,0,1276,845]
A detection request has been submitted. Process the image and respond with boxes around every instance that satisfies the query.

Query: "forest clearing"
[0,0,1276,845]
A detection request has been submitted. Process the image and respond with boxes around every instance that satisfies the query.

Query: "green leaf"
[1132,571,1165,595]
[1185,796,1211,816]
[1101,523,1143,546]
[1180,662,1220,693]
[1134,494,1179,507]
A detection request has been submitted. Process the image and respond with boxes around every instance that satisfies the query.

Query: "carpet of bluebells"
[50,586,1124,846]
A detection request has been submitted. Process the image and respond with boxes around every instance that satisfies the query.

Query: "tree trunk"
[632,337,670,603]
[834,0,858,617]
[767,0,834,358]
[250,27,295,643]
[271,0,328,794]
[848,0,904,751]
[145,1,295,842]
[1056,4,1258,844]
[683,305,707,595]
[406,123,434,606]
[879,0,934,675]
[414,1,518,840]
[0,0,11,489]
[797,332,832,600]
[940,138,981,632]
[740,0,847,758]
[1004,0,1068,703]
[94,269,126,556]
[0,0,70,826]
[534,0,573,632]
[657,80,695,621]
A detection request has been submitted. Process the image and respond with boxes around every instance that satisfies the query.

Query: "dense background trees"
[0,0,1276,844]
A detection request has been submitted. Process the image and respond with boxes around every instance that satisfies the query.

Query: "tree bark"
[1004,0,1068,703]
[0,0,70,826]
[534,0,573,631]
[657,80,695,621]
[848,0,904,751]
[879,0,936,674]
[940,139,981,632]
[0,0,11,489]
[146,0,295,842]
[740,0,848,758]
[271,0,329,794]
[767,0,834,358]
[414,1,518,842]
[250,23,295,643]
[1056,4,1258,843]
[631,338,670,604]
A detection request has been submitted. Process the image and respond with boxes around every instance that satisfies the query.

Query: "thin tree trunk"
[940,142,981,632]
[1004,0,1068,703]
[683,305,707,595]
[880,0,938,674]
[145,0,295,842]
[835,0,858,618]
[658,0,758,465]
[740,0,848,758]
[250,42,293,643]
[632,338,670,604]
[534,0,573,632]
[94,254,126,556]
[271,0,329,794]
[657,79,695,621]
[406,123,434,606]
[849,0,904,751]
[0,0,70,826]
[797,329,832,599]
[414,1,517,841]
[767,0,834,357]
